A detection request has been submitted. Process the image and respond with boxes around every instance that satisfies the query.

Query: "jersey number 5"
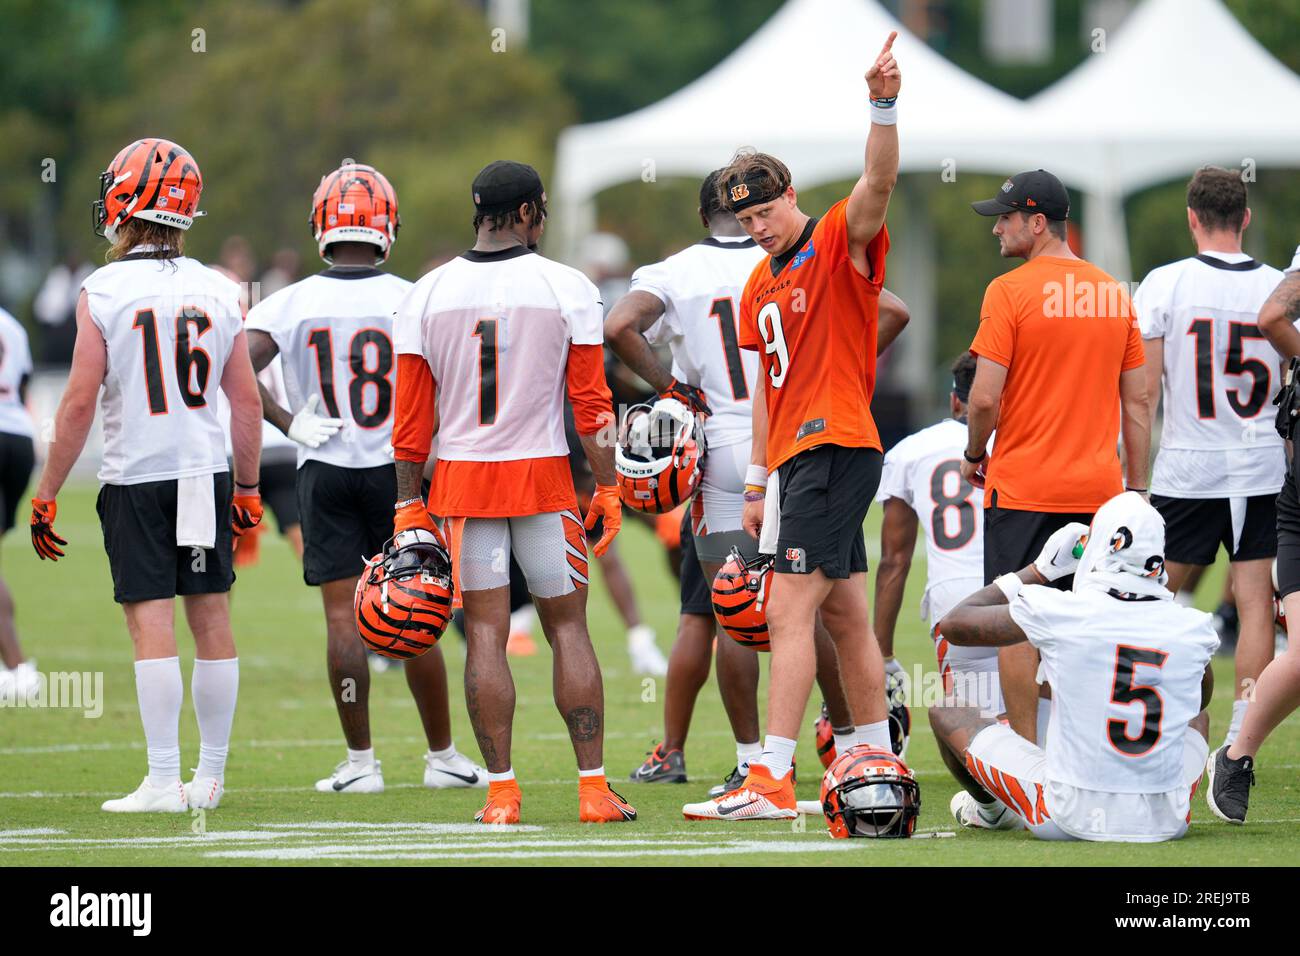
[1107,644,1168,756]
[133,307,212,414]
[756,302,789,388]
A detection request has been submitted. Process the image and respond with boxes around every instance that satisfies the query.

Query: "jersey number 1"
[133,307,212,414]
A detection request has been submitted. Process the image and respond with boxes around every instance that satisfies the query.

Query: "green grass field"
[1,482,1297,866]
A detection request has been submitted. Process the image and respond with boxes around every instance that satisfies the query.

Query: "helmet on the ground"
[820,745,920,839]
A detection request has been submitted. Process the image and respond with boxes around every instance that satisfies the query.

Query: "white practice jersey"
[632,236,765,450]
[1011,586,1218,839]
[0,307,34,438]
[1135,253,1287,497]
[876,418,985,624]
[394,247,603,462]
[246,267,411,469]
[83,256,243,484]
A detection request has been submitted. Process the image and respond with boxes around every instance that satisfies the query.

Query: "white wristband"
[994,572,1023,603]
[745,464,769,488]
[870,102,898,126]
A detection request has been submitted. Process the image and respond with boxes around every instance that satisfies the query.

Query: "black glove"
[661,378,712,417]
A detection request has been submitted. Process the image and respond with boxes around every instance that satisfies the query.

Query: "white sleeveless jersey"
[393,247,604,462]
[245,267,411,469]
[1135,253,1287,497]
[632,237,766,449]
[876,418,985,624]
[1011,586,1217,803]
[83,256,242,484]
[0,307,34,438]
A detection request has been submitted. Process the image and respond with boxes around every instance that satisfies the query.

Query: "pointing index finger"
[879,30,897,58]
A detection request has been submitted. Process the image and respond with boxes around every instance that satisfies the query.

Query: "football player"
[0,304,38,698]
[874,354,1013,783]
[932,493,1217,842]
[1135,167,1286,749]
[682,33,908,820]
[245,160,485,794]
[30,138,261,812]
[391,160,635,825]
[1210,248,1300,823]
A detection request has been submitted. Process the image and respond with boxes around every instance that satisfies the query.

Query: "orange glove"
[31,498,66,561]
[231,492,263,538]
[394,497,447,547]
[583,484,623,558]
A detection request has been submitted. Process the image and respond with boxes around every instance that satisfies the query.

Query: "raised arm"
[845,31,900,274]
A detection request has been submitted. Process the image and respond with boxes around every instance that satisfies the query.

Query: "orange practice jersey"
[737,199,889,471]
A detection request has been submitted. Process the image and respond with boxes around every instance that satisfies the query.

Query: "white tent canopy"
[552,0,1053,258]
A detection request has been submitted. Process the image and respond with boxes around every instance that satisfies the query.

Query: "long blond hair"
[105,218,185,262]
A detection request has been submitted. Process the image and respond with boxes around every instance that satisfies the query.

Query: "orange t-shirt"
[970,255,1146,513]
[737,198,889,471]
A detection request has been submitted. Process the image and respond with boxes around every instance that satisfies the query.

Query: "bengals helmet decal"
[730,183,750,202]
[311,159,400,263]
[92,138,203,241]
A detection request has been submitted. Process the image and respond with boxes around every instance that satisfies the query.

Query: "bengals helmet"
[92,138,203,241]
[712,546,774,651]
[821,745,920,839]
[310,159,400,263]
[354,530,453,660]
[815,702,836,769]
[614,398,705,514]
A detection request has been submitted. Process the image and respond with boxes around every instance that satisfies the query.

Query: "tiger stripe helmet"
[311,159,400,263]
[354,530,453,660]
[712,546,773,651]
[92,138,203,241]
[820,745,920,839]
[815,702,837,768]
[615,398,705,514]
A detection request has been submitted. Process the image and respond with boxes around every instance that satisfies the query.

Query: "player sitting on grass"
[930,492,1217,842]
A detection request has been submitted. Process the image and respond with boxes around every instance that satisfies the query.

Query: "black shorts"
[775,445,881,578]
[0,431,35,534]
[1276,466,1300,598]
[97,473,235,603]
[297,460,396,585]
[984,493,1094,585]
[1152,493,1277,565]
[260,458,300,533]
[679,511,713,616]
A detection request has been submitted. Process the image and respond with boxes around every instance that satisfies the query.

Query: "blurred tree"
[59,0,574,279]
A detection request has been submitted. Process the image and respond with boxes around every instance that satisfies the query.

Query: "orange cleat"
[474,780,522,825]
[578,776,638,823]
[682,762,797,821]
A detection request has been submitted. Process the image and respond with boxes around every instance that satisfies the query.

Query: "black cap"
[472,160,544,214]
[972,169,1070,221]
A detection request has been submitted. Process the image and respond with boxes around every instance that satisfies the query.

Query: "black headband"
[725,172,785,212]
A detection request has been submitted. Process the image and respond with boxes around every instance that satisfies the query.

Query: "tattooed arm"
[1259,272,1300,360]
[937,566,1043,648]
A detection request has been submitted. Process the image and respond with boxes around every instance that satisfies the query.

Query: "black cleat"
[628,742,687,783]
[1206,745,1255,824]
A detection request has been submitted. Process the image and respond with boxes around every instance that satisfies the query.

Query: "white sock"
[855,720,891,751]
[487,768,516,783]
[191,657,239,781]
[578,765,605,779]
[428,745,457,762]
[1225,699,1249,747]
[627,624,656,648]
[347,747,376,767]
[736,740,761,773]
[135,657,183,788]
[832,728,856,755]
[755,735,797,779]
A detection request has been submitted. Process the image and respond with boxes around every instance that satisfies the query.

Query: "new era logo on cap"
[973,169,1070,221]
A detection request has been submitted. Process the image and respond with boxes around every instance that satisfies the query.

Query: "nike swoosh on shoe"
[332,772,376,791]
[431,768,482,785]
[717,797,761,816]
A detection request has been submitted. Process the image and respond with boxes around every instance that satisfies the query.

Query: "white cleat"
[185,774,225,809]
[424,751,489,789]
[950,790,1024,830]
[102,777,188,814]
[0,661,40,699]
[315,759,384,793]
[628,625,668,676]
[682,767,796,821]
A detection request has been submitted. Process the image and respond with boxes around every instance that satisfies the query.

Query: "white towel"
[176,473,217,549]
[758,470,780,557]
